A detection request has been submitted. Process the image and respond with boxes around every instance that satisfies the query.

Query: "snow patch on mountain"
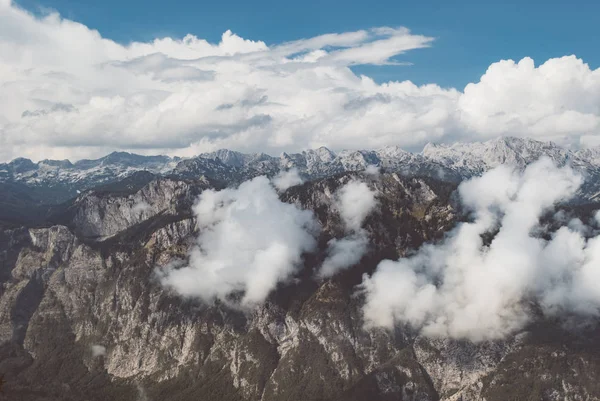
[6,136,600,205]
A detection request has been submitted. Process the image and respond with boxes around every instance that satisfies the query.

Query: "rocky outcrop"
[0,171,599,401]
[60,177,208,239]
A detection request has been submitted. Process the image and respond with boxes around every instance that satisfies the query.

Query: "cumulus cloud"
[320,180,377,277]
[2,2,600,161]
[159,176,318,306]
[458,57,600,147]
[272,168,303,191]
[360,158,600,341]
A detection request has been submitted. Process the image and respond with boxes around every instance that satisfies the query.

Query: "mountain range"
[3,136,600,207]
[1,136,600,400]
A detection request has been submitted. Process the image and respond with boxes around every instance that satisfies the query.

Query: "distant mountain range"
[3,136,600,207]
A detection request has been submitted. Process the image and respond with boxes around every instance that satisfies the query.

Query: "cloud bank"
[159,176,318,306]
[320,180,377,277]
[362,158,600,341]
[2,2,600,161]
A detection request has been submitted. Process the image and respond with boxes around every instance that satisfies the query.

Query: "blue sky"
[14,0,600,89]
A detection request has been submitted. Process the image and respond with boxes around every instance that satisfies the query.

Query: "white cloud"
[361,158,600,341]
[158,176,319,306]
[272,168,303,191]
[458,56,600,146]
[319,180,377,277]
[595,210,600,226]
[320,234,369,278]
[91,344,106,357]
[336,180,378,232]
[132,201,151,215]
[365,164,380,176]
[1,2,600,162]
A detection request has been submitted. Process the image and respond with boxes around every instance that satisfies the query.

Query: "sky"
[14,0,600,89]
[1,0,600,162]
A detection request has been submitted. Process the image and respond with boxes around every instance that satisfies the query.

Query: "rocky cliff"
[1,168,599,401]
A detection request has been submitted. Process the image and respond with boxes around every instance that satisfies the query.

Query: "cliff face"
[0,172,599,401]
[65,178,205,239]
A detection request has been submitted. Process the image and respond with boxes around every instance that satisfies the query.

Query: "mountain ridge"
[4,135,588,168]
[3,136,600,205]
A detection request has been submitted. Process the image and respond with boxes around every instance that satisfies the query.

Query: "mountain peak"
[8,157,37,173]
[375,144,411,158]
[313,146,336,162]
[422,135,573,174]
[39,159,74,168]
[204,149,247,167]
[4,137,600,207]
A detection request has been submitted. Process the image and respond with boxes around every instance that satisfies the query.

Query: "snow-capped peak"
[421,136,573,174]
[8,135,600,206]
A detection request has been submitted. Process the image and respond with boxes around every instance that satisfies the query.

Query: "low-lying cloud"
[335,180,378,232]
[272,168,303,191]
[320,180,377,277]
[320,234,370,278]
[91,344,106,357]
[362,158,600,341]
[159,176,319,306]
[1,1,600,162]
[132,201,152,215]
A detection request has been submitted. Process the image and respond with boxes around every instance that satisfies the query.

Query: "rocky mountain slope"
[0,153,179,204]
[5,136,600,209]
[0,161,599,400]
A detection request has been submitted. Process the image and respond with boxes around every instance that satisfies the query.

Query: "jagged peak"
[421,135,575,173]
[211,148,244,157]
[304,146,336,162]
[375,144,411,158]
[203,149,247,167]
[201,148,277,168]
[424,136,563,153]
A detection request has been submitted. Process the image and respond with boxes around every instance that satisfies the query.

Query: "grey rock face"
[66,178,204,239]
[0,168,599,401]
[0,152,180,204]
